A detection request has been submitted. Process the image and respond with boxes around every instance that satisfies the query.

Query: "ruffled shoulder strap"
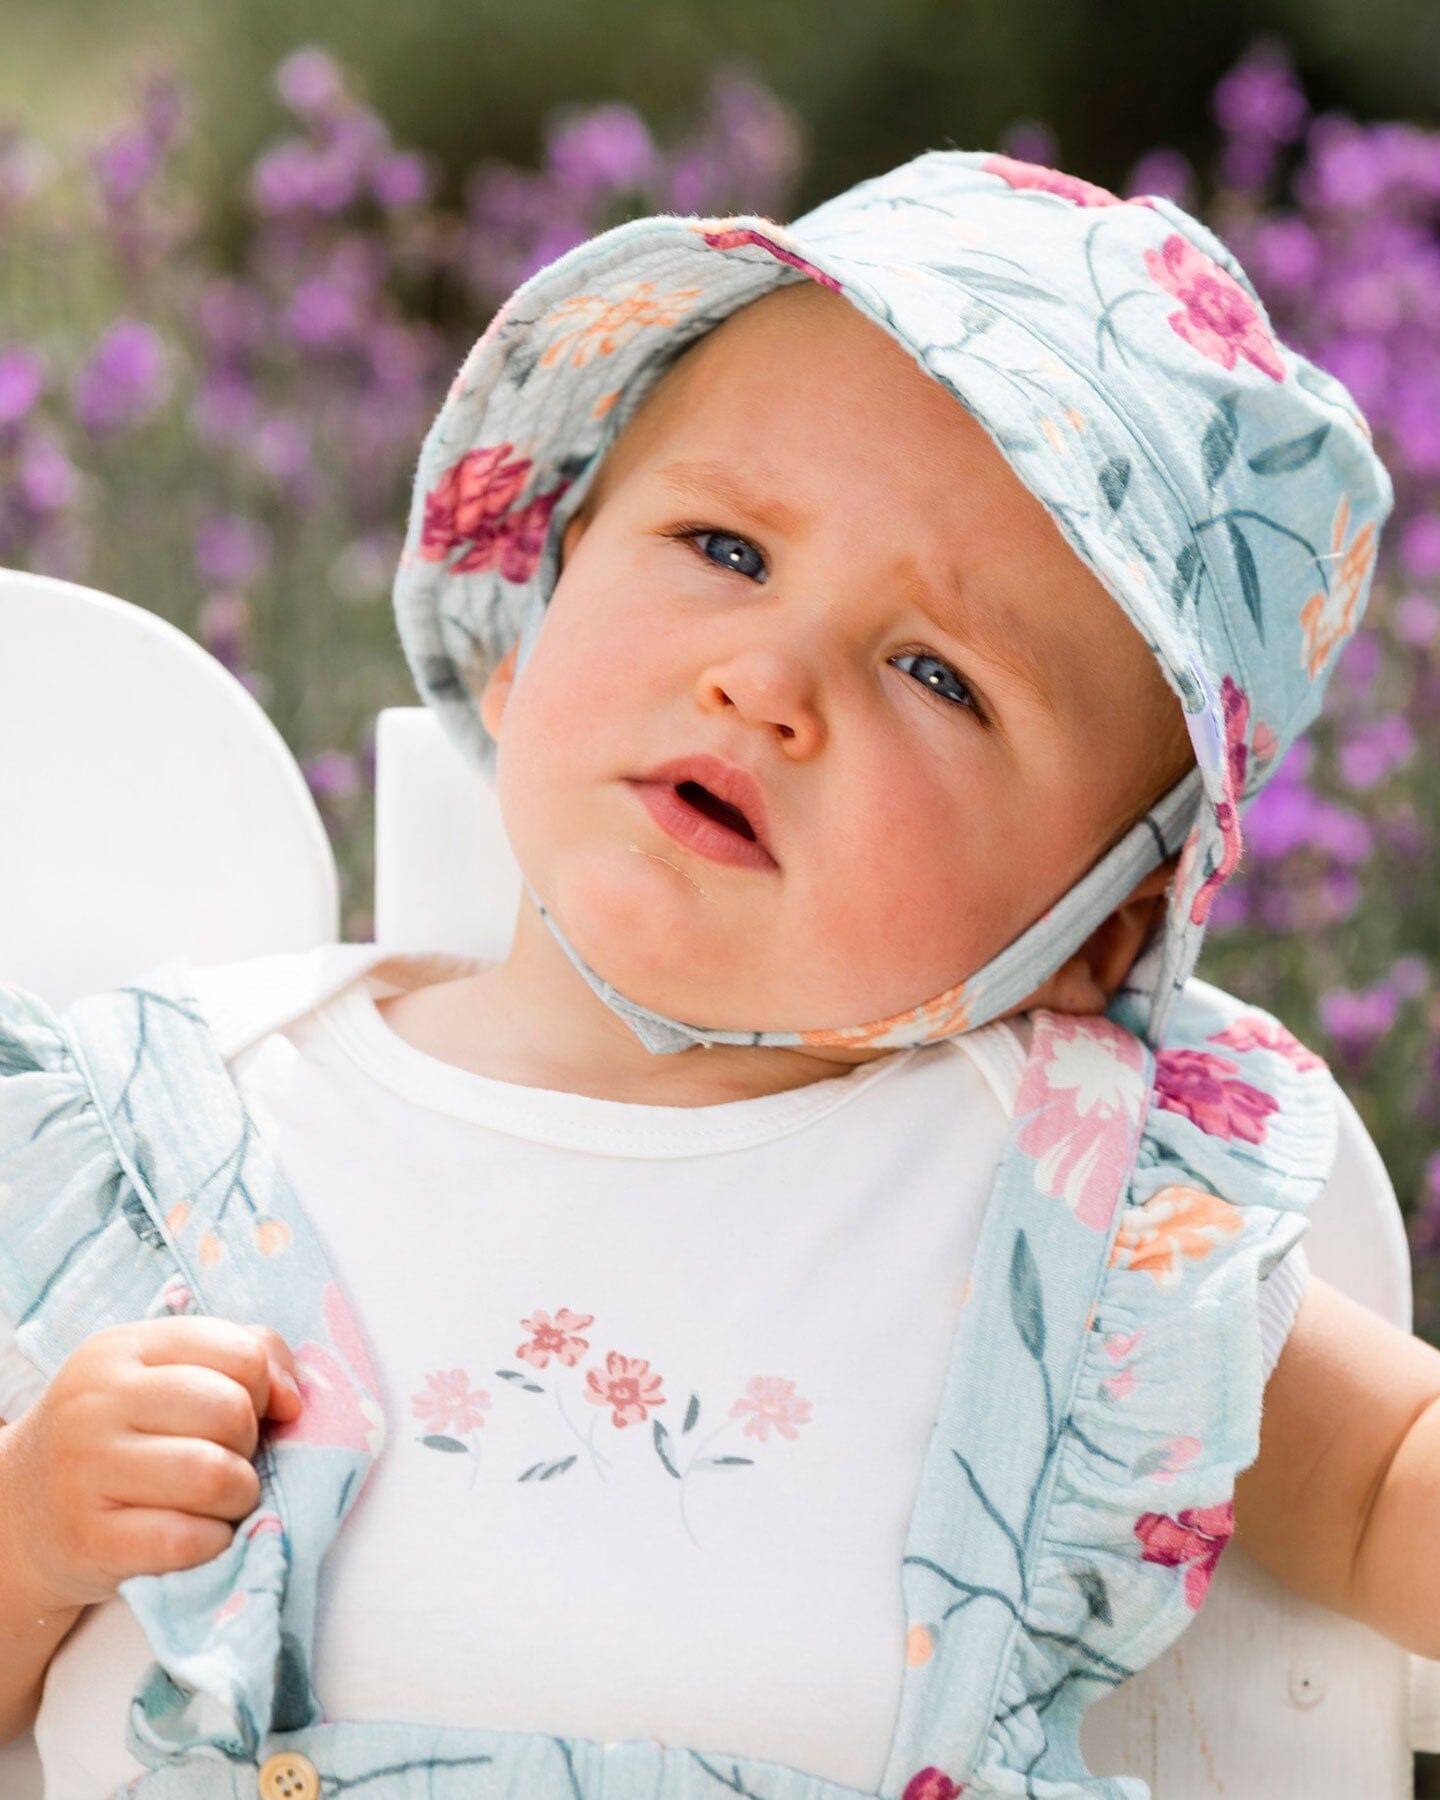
[0,961,384,1767]
[880,978,1338,1800]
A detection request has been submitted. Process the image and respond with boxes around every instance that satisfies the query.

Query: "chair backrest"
[0,570,1435,1795]
[0,568,339,1005]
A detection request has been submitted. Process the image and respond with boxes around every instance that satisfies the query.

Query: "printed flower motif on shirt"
[729,1375,813,1441]
[1134,1498,1235,1609]
[1106,1183,1244,1292]
[1013,1013,1149,1231]
[407,1305,813,1547]
[1143,232,1285,382]
[586,1350,667,1427]
[517,1306,594,1370]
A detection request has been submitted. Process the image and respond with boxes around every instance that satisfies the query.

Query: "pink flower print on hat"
[728,1375,814,1443]
[1143,232,1285,380]
[982,152,1128,209]
[1134,1499,1236,1609]
[419,441,570,582]
[585,1350,667,1427]
[516,1306,595,1370]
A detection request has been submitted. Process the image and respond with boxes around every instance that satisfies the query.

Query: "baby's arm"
[0,1319,302,1744]
[1232,1273,1440,1657]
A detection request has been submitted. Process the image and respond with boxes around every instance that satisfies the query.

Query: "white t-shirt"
[0,962,1309,1797]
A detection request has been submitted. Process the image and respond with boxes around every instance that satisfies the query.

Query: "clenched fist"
[0,1317,303,1614]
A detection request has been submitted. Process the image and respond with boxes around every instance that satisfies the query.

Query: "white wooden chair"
[1,566,1437,1797]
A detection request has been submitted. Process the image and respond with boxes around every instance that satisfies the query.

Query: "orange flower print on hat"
[1299,491,1377,680]
[539,280,705,369]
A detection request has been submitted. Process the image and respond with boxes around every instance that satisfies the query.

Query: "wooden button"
[257,1750,320,1800]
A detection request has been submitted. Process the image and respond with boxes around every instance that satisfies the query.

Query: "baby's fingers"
[92,1504,237,1582]
[244,1324,303,1424]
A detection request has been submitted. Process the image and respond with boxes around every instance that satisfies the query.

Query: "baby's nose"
[695,648,825,754]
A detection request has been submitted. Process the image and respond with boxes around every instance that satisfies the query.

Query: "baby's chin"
[544,848,971,1037]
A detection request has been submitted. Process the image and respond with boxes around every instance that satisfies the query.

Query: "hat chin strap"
[524,767,1206,1056]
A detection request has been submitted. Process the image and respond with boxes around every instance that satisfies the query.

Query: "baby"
[0,148,1436,1800]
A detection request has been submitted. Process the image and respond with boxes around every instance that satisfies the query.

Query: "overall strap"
[879,1008,1153,1799]
[56,962,385,1768]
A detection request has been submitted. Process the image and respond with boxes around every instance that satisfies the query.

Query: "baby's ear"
[479,641,520,738]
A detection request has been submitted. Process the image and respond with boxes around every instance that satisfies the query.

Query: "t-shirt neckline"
[312,976,935,1157]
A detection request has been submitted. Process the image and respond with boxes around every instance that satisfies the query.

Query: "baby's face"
[481,281,1192,1035]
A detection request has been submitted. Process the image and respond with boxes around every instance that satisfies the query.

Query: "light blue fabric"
[392,149,1393,1055]
[0,952,1339,1798]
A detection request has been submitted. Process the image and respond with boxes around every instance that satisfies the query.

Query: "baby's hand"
[1,1317,302,1613]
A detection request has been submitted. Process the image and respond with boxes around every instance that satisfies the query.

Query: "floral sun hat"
[392,148,1393,1055]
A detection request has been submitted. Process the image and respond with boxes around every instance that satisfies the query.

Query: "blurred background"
[1,10,1439,1775]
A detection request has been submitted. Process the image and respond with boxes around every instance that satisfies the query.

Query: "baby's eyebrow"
[654,457,1069,720]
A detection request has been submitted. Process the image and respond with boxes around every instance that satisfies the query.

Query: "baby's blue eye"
[891,651,980,715]
[691,528,767,582]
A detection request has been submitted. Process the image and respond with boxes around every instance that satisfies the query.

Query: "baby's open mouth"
[674,780,757,842]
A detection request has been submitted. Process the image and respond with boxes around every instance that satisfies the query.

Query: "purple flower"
[191,366,259,445]
[304,750,362,804]
[16,435,78,512]
[1213,40,1309,145]
[71,319,170,438]
[197,592,252,675]
[1400,512,1440,579]
[92,126,158,211]
[1338,714,1414,789]
[1124,148,1197,209]
[372,150,431,209]
[0,346,45,425]
[194,514,272,588]
[195,279,267,353]
[246,416,312,486]
[1320,981,1399,1067]
[547,104,658,200]
[998,120,1058,169]
[275,48,344,119]
[1394,594,1440,646]
[284,276,362,348]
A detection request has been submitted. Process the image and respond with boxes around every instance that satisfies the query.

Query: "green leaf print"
[518,1456,578,1481]
[1171,540,1202,609]
[683,1392,700,1433]
[1098,456,1131,512]
[1224,518,1265,638]
[653,1418,681,1479]
[421,1435,469,1453]
[495,1368,545,1393]
[1070,1562,1114,1625]
[694,1456,755,1469]
[1247,422,1331,474]
[1009,1228,1045,1364]
[1200,396,1239,487]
